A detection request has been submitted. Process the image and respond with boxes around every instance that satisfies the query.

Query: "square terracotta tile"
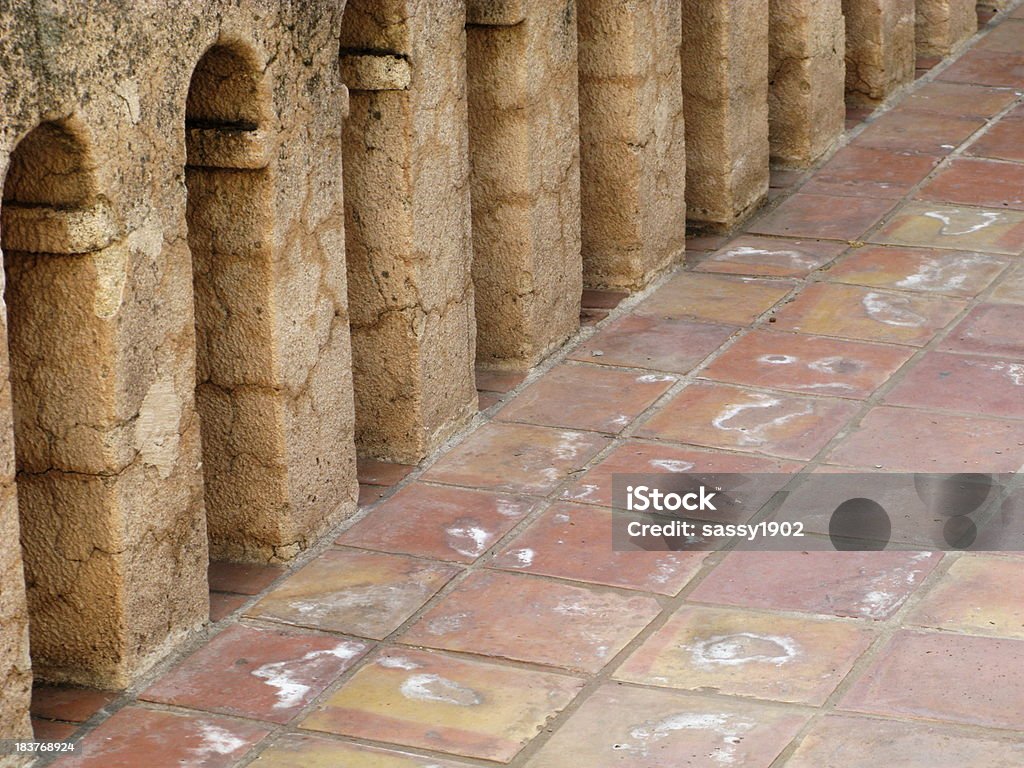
[525,685,808,768]
[300,648,583,763]
[141,624,367,723]
[748,193,897,240]
[688,551,942,619]
[967,114,1024,162]
[693,235,846,277]
[338,483,536,563]
[853,110,987,155]
[771,283,965,346]
[828,406,1024,472]
[209,592,248,621]
[495,364,675,433]
[357,459,416,487]
[826,245,1007,296]
[490,502,707,595]
[475,370,526,394]
[634,273,794,325]
[840,630,1024,730]
[918,158,1024,211]
[31,718,78,741]
[422,422,610,495]
[402,570,661,672]
[900,82,1019,117]
[975,19,1024,53]
[56,707,268,768]
[786,713,1024,767]
[615,605,874,705]
[560,440,802,507]
[990,262,1024,304]
[872,202,1024,254]
[568,314,736,373]
[359,483,388,507]
[701,330,913,399]
[940,303,1024,357]
[30,686,116,723]
[207,561,285,596]
[908,555,1024,638]
[249,733,476,767]
[582,288,629,310]
[885,351,1024,418]
[801,146,939,199]
[635,382,858,461]
[939,50,1024,87]
[246,549,458,639]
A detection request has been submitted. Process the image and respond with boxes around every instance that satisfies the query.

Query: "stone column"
[680,0,770,230]
[466,0,583,370]
[577,0,686,291]
[769,0,846,166]
[843,0,916,105]
[915,0,977,56]
[340,0,478,463]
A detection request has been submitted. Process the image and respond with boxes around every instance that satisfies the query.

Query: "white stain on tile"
[895,254,998,292]
[964,359,1024,386]
[424,612,470,636]
[650,459,696,473]
[445,523,492,558]
[506,548,535,567]
[400,673,482,706]
[719,246,818,269]
[496,498,526,518]
[712,394,813,446]
[622,711,756,764]
[687,632,800,668]
[758,354,798,365]
[190,723,248,763]
[251,642,363,709]
[638,374,677,383]
[377,655,423,670]
[924,209,1003,236]
[862,292,927,328]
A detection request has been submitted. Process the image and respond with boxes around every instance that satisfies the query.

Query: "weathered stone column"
[577,0,686,291]
[340,0,478,463]
[915,0,977,56]
[680,0,770,230]
[843,0,916,105]
[769,0,846,166]
[466,0,583,370]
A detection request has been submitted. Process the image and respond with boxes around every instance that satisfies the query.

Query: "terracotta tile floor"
[37,10,1024,768]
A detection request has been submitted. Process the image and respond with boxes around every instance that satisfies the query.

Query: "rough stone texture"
[843,0,917,105]
[916,0,978,57]
[769,0,847,166]
[577,0,686,290]
[466,0,583,369]
[340,0,478,462]
[0,0,356,707]
[680,0,770,230]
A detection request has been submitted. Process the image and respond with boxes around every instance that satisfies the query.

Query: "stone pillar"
[340,0,478,463]
[915,0,977,56]
[843,0,916,105]
[769,0,847,166]
[680,0,770,231]
[466,0,583,370]
[577,0,686,291]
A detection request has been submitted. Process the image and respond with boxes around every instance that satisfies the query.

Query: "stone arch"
[184,41,287,562]
[1,118,124,686]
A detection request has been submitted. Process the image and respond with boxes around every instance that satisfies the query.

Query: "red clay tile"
[246,549,458,639]
[141,624,367,723]
[615,605,874,705]
[475,370,526,394]
[885,351,1024,418]
[826,245,1007,296]
[853,110,986,155]
[908,555,1024,638]
[693,235,846,277]
[967,113,1024,162]
[477,392,501,410]
[209,592,248,622]
[701,330,913,399]
[496,364,675,433]
[872,202,1024,254]
[771,283,966,346]
[900,81,1018,118]
[976,18,1024,52]
[840,630,1024,730]
[802,146,939,199]
[828,406,1024,471]
[991,262,1024,304]
[560,440,801,507]
[770,169,804,188]
[939,49,1024,87]
[490,502,707,595]
[786,713,1024,767]
[249,733,476,767]
[581,288,629,309]
[30,686,116,723]
[748,193,897,240]
[526,685,808,768]
[358,483,387,507]
[57,707,268,768]
[635,273,794,325]
[635,382,858,460]
[689,551,942,619]
[403,570,661,672]
[422,422,610,495]
[569,314,736,373]
[300,648,583,763]
[31,718,78,741]
[207,562,285,596]
[338,483,536,563]
[918,158,1024,211]
[581,307,609,326]
[356,459,416,487]
[940,302,1024,357]
[686,234,730,252]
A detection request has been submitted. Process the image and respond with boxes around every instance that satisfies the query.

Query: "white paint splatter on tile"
[687,632,800,668]
[446,523,492,558]
[895,255,997,292]
[862,292,927,328]
[190,724,247,762]
[400,674,481,706]
[377,655,422,670]
[507,548,535,567]
[251,643,363,709]
[712,394,813,446]
[924,209,1003,236]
